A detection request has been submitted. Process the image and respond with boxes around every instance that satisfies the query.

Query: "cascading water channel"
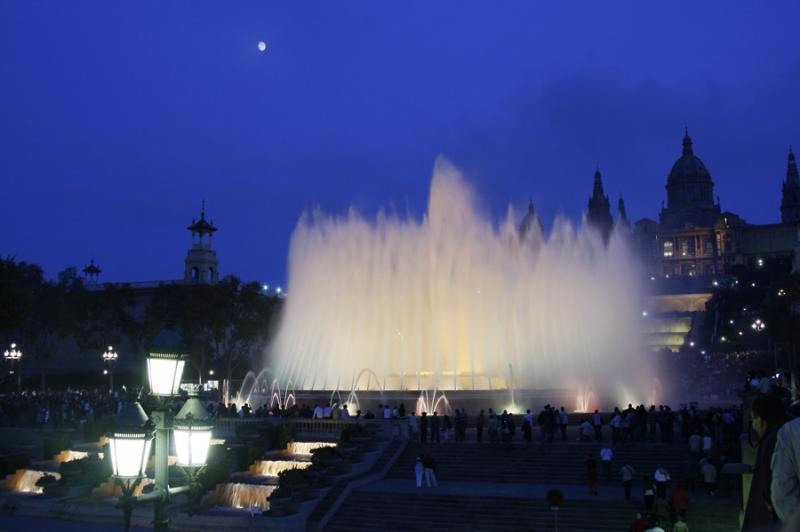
[0,469,61,494]
[286,441,336,456]
[247,460,311,477]
[202,483,276,510]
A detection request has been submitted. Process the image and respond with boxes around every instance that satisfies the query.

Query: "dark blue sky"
[3,1,800,285]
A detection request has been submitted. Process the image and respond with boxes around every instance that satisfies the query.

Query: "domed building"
[659,130,721,230]
[635,131,800,279]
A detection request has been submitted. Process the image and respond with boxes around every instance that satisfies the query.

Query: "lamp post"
[103,346,119,392]
[3,343,22,392]
[108,351,213,531]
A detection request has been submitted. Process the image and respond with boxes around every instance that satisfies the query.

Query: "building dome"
[667,130,712,187]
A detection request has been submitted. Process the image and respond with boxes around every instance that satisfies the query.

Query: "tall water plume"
[270,158,650,407]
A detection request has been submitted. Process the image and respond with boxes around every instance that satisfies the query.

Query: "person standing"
[771,415,800,522]
[671,481,689,521]
[431,411,441,443]
[620,463,636,501]
[522,410,533,444]
[414,456,423,488]
[701,459,717,495]
[423,454,438,487]
[559,407,569,441]
[442,414,452,443]
[585,453,599,496]
[537,407,547,442]
[648,405,658,442]
[593,409,603,441]
[420,411,428,443]
[488,409,499,444]
[654,467,671,498]
[743,394,785,530]
[642,475,656,515]
[610,409,622,444]
[476,409,485,443]
[600,446,613,480]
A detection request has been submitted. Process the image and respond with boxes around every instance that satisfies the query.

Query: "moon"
[257,41,267,52]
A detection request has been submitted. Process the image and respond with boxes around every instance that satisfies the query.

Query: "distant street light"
[103,346,118,392]
[4,343,22,392]
[751,319,766,331]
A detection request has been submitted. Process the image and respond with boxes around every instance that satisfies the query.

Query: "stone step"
[325,490,739,532]
[388,442,696,485]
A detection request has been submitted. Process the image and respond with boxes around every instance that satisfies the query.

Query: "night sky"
[3,2,800,286]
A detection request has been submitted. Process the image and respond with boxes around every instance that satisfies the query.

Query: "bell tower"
[184,201,219,284]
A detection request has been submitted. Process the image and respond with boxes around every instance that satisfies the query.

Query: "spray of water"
[269,157,651,407]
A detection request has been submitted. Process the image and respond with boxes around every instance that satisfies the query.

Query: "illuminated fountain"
[0,469,61,494]
[235,369,296,411]
[287,441,336,456]
[268,158,653,409]
[202,483,276,511]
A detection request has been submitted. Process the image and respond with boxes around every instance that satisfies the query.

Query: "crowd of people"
[3,366,800,530]
[0,389,119,428]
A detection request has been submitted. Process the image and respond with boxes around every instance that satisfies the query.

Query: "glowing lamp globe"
[108,400,153,479]
[146,352,186,397]
[173,395,213,468]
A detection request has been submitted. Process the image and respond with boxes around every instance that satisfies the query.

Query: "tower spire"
[520,197,544,239]
[781,147,800,224]
[617,196,630,230]
[593,166,605,196]
[682,127,693,156]
[587,166,613,242]
[787,148,799,183]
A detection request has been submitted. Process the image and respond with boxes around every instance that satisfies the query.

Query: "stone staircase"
[389,441,694,485]
[307,439,404,531]
[325,490,739,531]
[323,440,741,531]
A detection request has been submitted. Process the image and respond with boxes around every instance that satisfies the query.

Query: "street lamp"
[173,391,213,469]
[103,346,118,392]
[110,351,213,531]
[109,400,153,479]
[4,343,22,392]
[147,352,186,397]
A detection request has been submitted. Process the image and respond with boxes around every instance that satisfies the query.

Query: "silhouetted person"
[742,393,785,530]
[476,409,485,442]
[620,463,635,501]
[431,411,441,443]
[642,475,655,514]
[585,453,598,495]
[420,412,428,443]
[592,409,603,440]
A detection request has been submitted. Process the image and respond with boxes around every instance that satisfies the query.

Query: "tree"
[208,279,277,384]
[0,257,44,340]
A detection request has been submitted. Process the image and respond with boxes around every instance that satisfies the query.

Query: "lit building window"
[663,241,674,257]
[680,238,695,257]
